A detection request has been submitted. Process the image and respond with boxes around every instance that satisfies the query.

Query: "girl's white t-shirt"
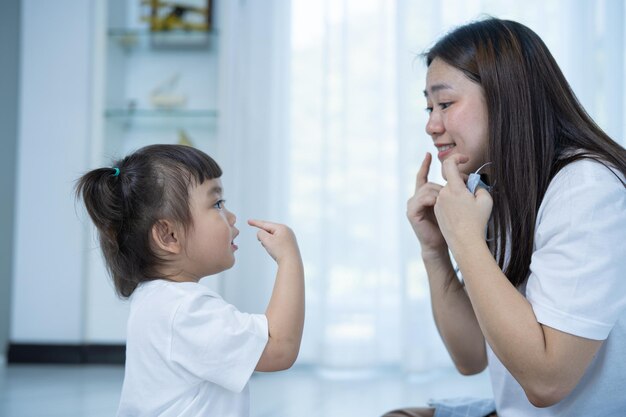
[488,159,626,416]
[117,280,268,417]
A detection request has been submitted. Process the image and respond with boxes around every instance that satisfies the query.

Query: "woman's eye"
[425,102,451,113]
[213,199,226,209]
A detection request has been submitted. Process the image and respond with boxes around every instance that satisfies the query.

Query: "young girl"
[384,18,626,417]
[76,144,304,417]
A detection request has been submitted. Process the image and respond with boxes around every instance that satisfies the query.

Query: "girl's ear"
[151,219,182,255]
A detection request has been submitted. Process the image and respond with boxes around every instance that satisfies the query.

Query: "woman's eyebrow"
[423,83,453,97]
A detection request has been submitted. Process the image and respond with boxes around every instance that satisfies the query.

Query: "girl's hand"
[248,219,301,264]
[407,153,448,258]
[434,154,493,253]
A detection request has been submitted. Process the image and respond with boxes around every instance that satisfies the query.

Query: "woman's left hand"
[434,154,493,253]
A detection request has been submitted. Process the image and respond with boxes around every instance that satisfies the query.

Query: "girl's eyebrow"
[424,83,453,97]
[208,186,223,196]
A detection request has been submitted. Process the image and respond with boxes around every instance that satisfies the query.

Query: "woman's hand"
[407,153,448,258]
[434,154,493,253]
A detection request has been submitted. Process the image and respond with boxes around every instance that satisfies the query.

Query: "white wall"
[11,0,94,343]
[0,0,20,359]
[11,0,224,345]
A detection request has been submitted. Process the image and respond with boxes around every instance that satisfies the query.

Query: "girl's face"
[181,178,239,279]
[424,58,489,177]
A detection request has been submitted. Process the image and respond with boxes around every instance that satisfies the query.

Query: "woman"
[385,17,626,417]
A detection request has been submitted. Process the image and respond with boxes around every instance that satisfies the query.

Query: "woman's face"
[424,58,489,177]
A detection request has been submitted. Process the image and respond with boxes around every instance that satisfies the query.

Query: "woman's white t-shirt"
[117,280,268,417]
[488,159,626,416]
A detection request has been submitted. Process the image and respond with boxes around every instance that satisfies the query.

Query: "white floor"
[0,363,492,417]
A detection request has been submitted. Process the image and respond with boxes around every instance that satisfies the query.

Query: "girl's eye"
[213,199,226,209]
[425,106,433,114]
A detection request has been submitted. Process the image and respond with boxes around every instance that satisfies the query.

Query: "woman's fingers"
[415,152,433,193]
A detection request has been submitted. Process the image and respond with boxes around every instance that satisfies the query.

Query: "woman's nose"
[425,112,444,137]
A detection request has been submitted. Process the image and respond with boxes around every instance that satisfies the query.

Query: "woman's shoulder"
[548,157,625,197]
[538,158,625,223]
[555,157,624,182]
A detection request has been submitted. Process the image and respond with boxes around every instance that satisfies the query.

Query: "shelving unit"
[86,0,220,343]
[108,28,217,48]
[99,1,219,159]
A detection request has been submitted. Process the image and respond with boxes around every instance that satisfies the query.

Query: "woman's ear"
[151,219,182,255]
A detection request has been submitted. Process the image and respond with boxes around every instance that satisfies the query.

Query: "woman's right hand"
[407,153,448,258]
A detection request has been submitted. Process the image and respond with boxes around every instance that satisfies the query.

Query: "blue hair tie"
[112,167,120,177]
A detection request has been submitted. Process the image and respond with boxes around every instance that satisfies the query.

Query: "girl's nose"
[227,209,236,225]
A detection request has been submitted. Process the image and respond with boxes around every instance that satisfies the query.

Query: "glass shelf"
[105,109,218,119]
[108,29,217,49]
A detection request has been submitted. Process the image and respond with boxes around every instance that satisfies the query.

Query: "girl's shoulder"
[128,280,229,330]
[132,280,223,308]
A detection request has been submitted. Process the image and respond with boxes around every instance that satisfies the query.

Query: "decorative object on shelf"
[105,109,217,119]
[141,0,212,32]
[177,129,195,147]
[127,99,138,112]
[115,32,140,48]
[150,73,187,109]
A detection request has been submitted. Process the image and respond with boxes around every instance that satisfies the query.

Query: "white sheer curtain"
[286,0,626,373]
[217,0,625,373]
[215,0,292,313]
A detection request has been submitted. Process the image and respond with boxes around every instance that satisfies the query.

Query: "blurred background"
[0,0,624,415]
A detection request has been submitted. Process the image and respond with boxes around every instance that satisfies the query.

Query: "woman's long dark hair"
[426,18,626,287]
[76,145,222,297]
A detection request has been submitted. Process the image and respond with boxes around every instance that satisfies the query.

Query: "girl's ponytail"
[76,167,124,246]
